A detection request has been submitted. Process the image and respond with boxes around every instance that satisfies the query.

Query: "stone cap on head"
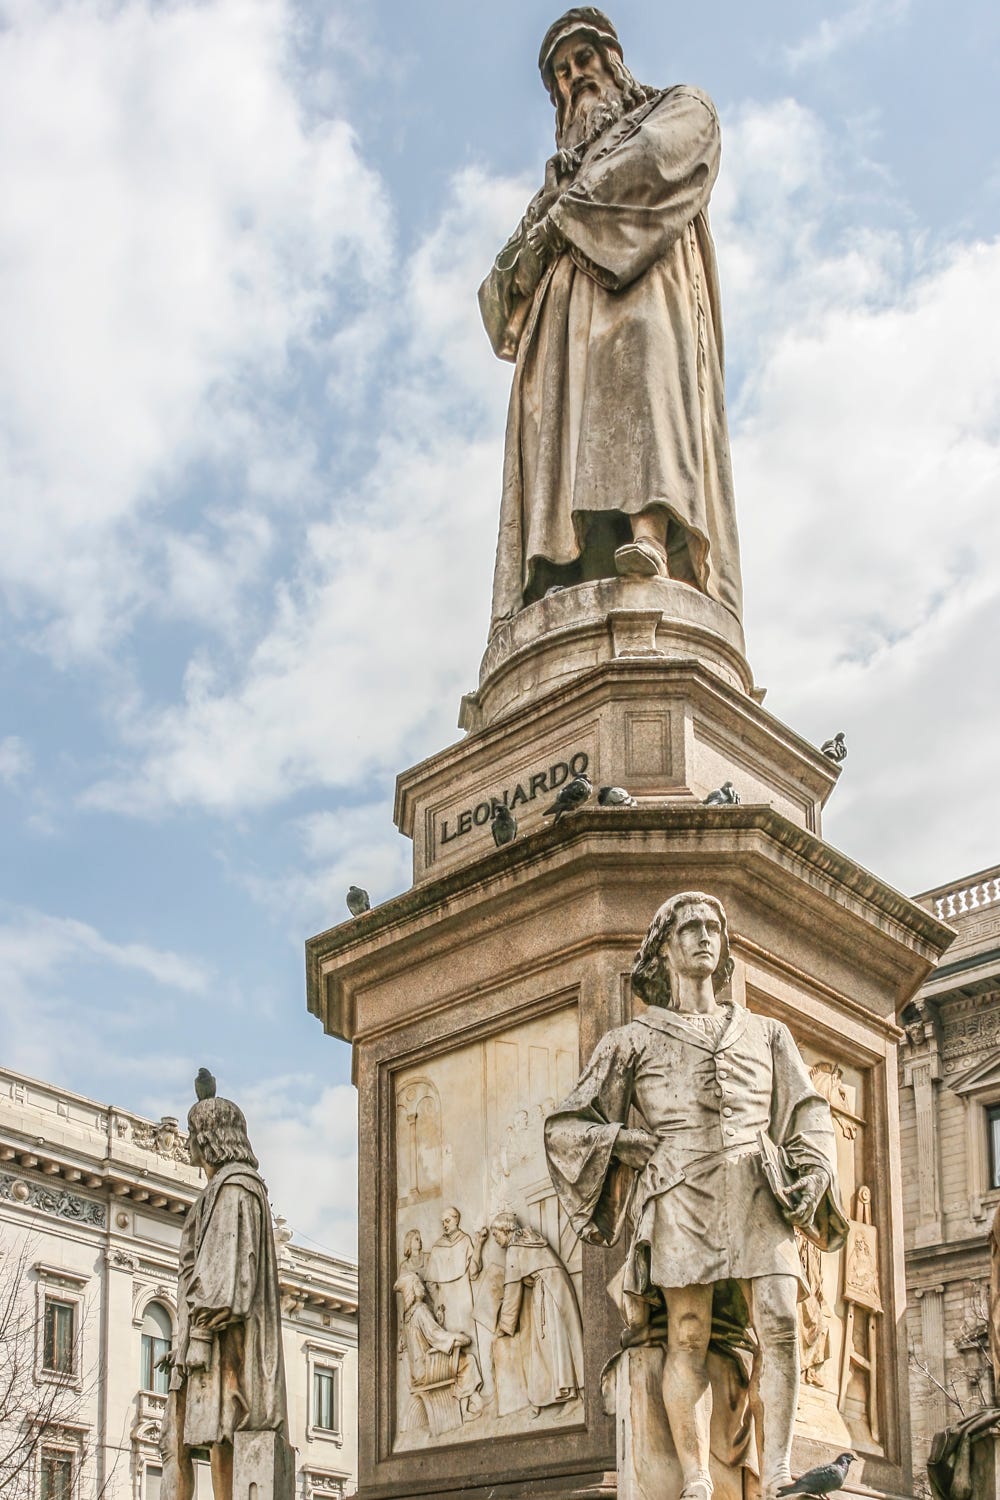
[538,7,622,95]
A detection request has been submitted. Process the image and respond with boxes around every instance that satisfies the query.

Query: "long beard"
[558,87,626,151]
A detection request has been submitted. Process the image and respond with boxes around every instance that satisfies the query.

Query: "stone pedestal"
[232,1429,296,1500]
[306,580,954,1500]
[973,1431,1000,1497]
[615,1347,748,1500]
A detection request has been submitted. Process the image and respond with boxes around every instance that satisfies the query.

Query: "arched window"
[140,1302,172,1394]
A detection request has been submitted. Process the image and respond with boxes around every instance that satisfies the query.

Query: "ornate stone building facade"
[902,864,1000,1488]
[0,1067,358,1500]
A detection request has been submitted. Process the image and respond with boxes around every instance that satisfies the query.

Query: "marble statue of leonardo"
[544,893,847,1500]
[160,1081,289,1500]
[480,9,743,635]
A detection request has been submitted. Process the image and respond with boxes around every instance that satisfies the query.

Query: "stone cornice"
[307,803,955,1046]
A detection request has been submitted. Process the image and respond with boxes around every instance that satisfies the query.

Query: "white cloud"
[0,736,31,786]
[239,800,413,937]
[709,104,1000,888]
[239,1073,359,1257]
[0,902,210,1081]
[0,0,390,658]
[783,0,912,70]
[82,167,528,817]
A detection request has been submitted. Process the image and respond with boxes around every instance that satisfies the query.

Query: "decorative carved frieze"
[113,1111,191,1165]
[0,1172,105,1227]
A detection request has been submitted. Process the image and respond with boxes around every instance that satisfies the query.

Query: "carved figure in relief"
[427,1206,488,1344]
[501,1110,534,1175]
[160,1075,290,1500]
[399,1228,428,1279]
[393,1269,484,1435]
[545,892,847,1499]
[480,9,743,633]
[490,1210,585,1414]
[797,1235,831,1387]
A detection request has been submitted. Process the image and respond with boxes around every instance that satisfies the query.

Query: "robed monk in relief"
[480,8,743,635]
[160,1076,289,1500]
[544,893,847,1500]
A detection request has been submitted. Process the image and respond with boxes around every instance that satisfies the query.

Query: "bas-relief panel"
[792,1042,884,1456]
[391,1008,584,1451]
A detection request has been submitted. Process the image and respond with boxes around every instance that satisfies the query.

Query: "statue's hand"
[451,1332,471,1351]
[613,1128,658,1170]
[787,1169,829,1227]
[184,1332,214,1373]
[512,239,545,299]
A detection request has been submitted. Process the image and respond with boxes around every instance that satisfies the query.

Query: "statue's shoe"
[615,540,668,578]
[679,1482,713,1500]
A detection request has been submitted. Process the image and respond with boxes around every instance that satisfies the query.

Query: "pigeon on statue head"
[194,1067,216,1101]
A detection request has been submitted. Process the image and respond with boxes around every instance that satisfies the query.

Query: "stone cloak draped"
[175,1161,288,1447]
[544,1007,847,1306]
[480,86,743,635]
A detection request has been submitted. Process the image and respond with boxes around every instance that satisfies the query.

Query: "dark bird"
[491,804,518,846]
[598,785,637,808]
[821,731,848,763]
[543,774,592,822]
[346,885,371,917]
[703,780,741,806]
[778,1452,855,1496]
[194,1067,216,1101]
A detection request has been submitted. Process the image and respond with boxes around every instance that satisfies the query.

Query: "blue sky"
[2,0,999,1257]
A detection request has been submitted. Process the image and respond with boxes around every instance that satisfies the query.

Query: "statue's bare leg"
[749,1274,800,1499]
[209,1439,233,1500]
[661,1284,714,1497]
[616,506,669,578]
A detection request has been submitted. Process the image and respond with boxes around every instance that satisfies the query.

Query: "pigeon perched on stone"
[543,774,592,822]
[194,1067,216,1101]
[821,731,848,763]
[703,780,741,806]
[346,885,371,916]
[598,785,637,808]
[491,804,518,846]
[778,1452,855,1496]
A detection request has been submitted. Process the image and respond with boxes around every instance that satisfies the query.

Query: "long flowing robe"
[426,1229,478,1344]
[496,1232,585,1409]
[173,1161,288,1447]
[544,1006,847,1310]
[480,86,743,634]
[400,1299,483,1401]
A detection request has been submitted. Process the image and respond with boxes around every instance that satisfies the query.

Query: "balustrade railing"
[929,869,1000,921]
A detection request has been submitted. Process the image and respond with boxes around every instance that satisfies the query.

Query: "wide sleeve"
[544,1027,638,1248]
[768,1021,849,1252]
[478,178,553,361]
[548,87,720,292]
[416,1306,462,1355]
[186,1183,263,1330]
[497,1273,524,1337]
